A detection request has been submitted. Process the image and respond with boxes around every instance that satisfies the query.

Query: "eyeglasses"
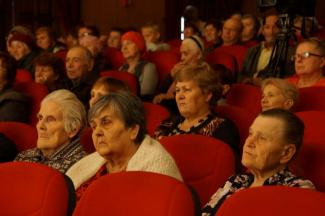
[292,52,324,61]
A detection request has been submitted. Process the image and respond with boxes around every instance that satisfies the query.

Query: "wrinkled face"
[141,27,159,44]
[175,80,211,118]
[262,15,279,44]
[222,19,242,45]
[10,41,30,60]
[294,42,325,76]
[241,18,256,40]
[242,116,289,173]
[204,24,219,43]
[121,40,140,59]
[90,107,137,159]
[34,65,57,85]
[261,84,290,111]
[65,47,91,80]
[180,40,201,65]
[36,31,52,50]
[36,100,72,156]
[89,84,108,108]
[107,31,122,48]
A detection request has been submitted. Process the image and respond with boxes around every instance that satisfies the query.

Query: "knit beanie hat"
[9,33,35,50]
[121,31,146,53]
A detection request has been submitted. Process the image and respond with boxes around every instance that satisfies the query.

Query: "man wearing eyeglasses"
[287,38,325,88]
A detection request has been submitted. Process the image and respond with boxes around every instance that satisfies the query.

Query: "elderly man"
[15,89,87,173]
[63,45,95,108]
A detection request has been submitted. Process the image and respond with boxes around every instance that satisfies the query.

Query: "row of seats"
[2,162,324,216]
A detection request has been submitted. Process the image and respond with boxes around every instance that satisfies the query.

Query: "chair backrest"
[80,127,95,153]
[143,51,180,89]
[15,69,33,83]
[14,81,49,126]
[226,83,262,116]
[214,45,248,72]
[160,134,236,206]
[216,105,256,151]
[216,186,325,216]
[295,87,325,112]
[291,111,325,191]
[104,47,125,70]
[100,70,139,95]
[143,102,170,136]
[73,171,196,216]
[206,51,237,76]
[0,121,37,152]
[0,162,72,216]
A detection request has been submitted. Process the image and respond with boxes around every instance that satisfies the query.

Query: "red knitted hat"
[121,31,146,53]
[9,33,35,49]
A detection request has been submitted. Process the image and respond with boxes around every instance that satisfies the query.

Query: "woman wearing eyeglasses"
[287,38,325,88]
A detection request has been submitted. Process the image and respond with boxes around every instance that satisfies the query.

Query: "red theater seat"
[143,102,170,136]
[295,87,325,112]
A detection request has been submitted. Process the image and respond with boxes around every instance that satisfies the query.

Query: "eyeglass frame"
[292,52,324,61]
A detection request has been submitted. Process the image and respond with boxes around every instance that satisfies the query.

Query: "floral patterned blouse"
[201,168,315,216]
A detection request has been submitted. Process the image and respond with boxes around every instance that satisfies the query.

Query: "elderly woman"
[154,62,240,153]
[153,35,205,106]
[89,76,130,108]
[287,38,325,88]
[66,92,182,201]
[201,109,315,216]
[33,52,66,91]
[0,52,30,123]
[15,89,87,173]
[261,78,299,111]
[119,31,158,99]
[35,26,65,53]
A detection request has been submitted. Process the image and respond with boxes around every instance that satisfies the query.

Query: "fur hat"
[121,31,146,53]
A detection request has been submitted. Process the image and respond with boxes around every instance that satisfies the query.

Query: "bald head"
[222,18,243,46]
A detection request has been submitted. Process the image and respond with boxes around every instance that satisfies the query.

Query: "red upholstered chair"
[100,70,139,95]
[213,45,248,72]
[104,47,125,70]
[216,105,256,151]
[143,51,180,89]
[73,171,196,216]
[54,49,68,63]
[226,84,262,116]
[14,81,49,126]
[143,102,170,136]
[0,122,37,152]
[80,127,95,153]
[291,111,325,191]
[216,186,325,216]
[206,51,237,76]
[295,87,325,112]
[0,162,73,216]
[15,69,33,83]
[160,134,236,206]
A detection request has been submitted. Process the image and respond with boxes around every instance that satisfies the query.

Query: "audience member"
[62,46,95,108]
[106,27,124,49]
[35,26,65,53]
[0,52,30,123]
[203,19,223,53]
[33,52,66,91]
[66,92,182,201]
[261,78,299,111]
[154,62,240,154]
[241,14,260,47]
[77,25,100,44]
[287,38,325,88]
[184,22,201,38]
[89,76,130,108]
[141,21,170,52]
[202,108,315,216]
[15,89,87,173]
[221,18,243,46]
[6,25,34,57]
[8,32,40,72]
[119,31,158,99]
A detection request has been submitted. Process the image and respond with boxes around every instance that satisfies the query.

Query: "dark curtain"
[164,0,242,40]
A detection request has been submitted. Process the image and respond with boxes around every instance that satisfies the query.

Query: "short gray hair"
[88,92,146,144]
[41,89,87,135]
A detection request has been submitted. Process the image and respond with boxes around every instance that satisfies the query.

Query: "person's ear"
[129,124,140,141]
[280,144,296,164]
[68,126,80,139]
[284,99,294,110]
[87,58,94,72]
